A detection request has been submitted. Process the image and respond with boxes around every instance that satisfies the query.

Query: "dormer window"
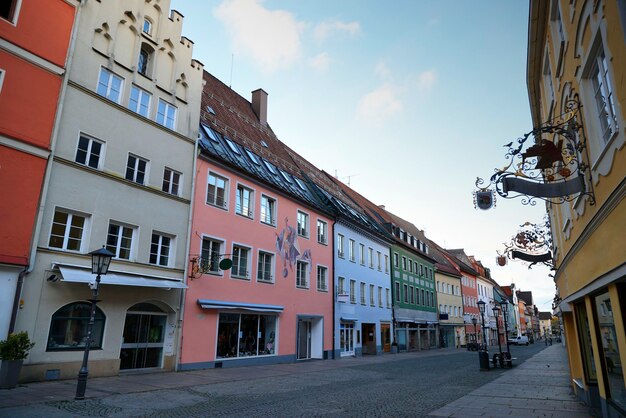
[138,43,155,77]
[143,18,152,36]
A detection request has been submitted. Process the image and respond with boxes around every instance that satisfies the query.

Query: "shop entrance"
[120,303,166,370]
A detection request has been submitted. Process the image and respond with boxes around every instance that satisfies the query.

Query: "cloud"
[309,52,330,72]
[215,0,304,73]
[375,62,391,79]
[416,70,436,92]
[314,19,361,41]
[356,84,403,128]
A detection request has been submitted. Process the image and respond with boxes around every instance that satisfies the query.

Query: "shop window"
[47,302,105,351]
[593,290,626,409]
[216,313,276,358]
[575,301,597,383]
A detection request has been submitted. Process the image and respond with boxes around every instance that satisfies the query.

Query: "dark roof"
[426,239,462,278]
[446,249,479,276]
[538,312,553,320]
[517,291,534,306]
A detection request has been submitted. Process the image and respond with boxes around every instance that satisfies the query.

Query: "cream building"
[15,0,203,382]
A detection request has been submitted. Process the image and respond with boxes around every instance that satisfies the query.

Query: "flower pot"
[0,359,23,389]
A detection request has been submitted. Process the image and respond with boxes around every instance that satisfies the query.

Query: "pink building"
[179,73,334,369]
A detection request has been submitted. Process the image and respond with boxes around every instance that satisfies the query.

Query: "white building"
[15,0,203,382]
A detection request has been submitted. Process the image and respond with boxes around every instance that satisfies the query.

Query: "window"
[421,289,425,306]
[0,69,5,93]
[257,251,274,283]
[410,286,415,304]
[156,99,177,129]
[142,18,152,35]
[338,277,346,296]
[296,261,308,288]
[408,259,414,273]
[370,284,375,306]
[207,172,228,208]
[337,234,345,258]
[137,43,155,77]
[393,253,399,268]
[106,222,134,260]
[359,244,365,265]
[403,284,408,303]
[297,211,309,237]
[150,233,171,266]
[49,210,87,251]
[378,287,383,307]
[350,280,356,303]
[377,252,382,271]
[348,239,355,262]
[162,168,181,196]
[588,47,618,144]
[235,184,253,218]
[260,195,276,225]
[47,302,105,351]
[75,134,103,169]
[125,154,148,185]
[97,68,123,103]
[201,237,222,274]
[129,85,151,117]
[384,255,389,273]
[317,220,327,244]
[216,313,277,358]
[395,282,401,302]
[368,248,374,268]
[386,289,390,308]
[360,282,366,305]
[401,256,407,270]
[231,245,250,279]
[316,266,327,291]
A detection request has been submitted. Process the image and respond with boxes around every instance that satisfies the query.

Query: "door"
[361,323,376,355]
[381,323,391,352]
[340,322,355,356]
[120,303,167,370]
[297,319,311,360]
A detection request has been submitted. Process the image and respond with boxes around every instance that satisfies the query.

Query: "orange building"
[0,0,76,339]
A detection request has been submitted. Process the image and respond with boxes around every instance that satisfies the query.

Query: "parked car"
[508,336,529,345]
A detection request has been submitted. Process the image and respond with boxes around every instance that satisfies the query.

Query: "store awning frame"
[197,299,284,313]
[55,265,187,289]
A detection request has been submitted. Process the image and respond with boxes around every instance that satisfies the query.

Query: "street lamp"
[500,301,511,359]
[476,300,489,370]
[75,246,114,400]
[492,305,503,366]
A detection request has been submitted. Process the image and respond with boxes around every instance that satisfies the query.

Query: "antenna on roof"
[229,53,234,89]
[342,174,357,186]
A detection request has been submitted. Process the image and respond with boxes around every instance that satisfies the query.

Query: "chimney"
[251,88,268,126]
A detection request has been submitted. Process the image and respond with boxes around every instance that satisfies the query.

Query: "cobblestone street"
[0,344,563,417]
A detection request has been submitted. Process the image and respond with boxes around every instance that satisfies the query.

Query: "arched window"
[138,43,155,77]
[47,302,105,351]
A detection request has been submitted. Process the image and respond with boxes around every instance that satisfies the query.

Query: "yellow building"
[527,1,626,416]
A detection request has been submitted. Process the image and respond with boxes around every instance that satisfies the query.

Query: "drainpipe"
[331,219,336,359]
[175,134,200,371]
[11,0,83,335]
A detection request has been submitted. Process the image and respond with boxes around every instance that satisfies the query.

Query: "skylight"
[206,105,216,115]
[279,170,292,183]
[294,177,307,190]
[224,137,241,155]
[204,126,220,143]
[261,140,269,148]
[263,159,278,175]
[245,149,260,165]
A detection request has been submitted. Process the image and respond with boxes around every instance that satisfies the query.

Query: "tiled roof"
[426,239,462,277]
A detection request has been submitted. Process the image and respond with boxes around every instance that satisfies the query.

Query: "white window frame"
[384,254,389,274]
[348,239,355,262]
[0,69,5,93]
[368,248,374,269]
[350,279,356,304]
[337,234,345,258]
[378,286,383,307]
[156,98,177,130]
[235,183,254,218]
[125,153,149,185]
[257,250,275,283]
[129,85,152,117]
[338,276,346,297]
[296,260,309,289]
[97,67,124,103]
[231,243,251,280]
[201,235,224,275]
[359,244,365,265]
[150,232,173,267]
[162,167,181,196]
[106,221,135,260]
[370,284,375,306]
[296,210,309,238]
[75,133,104,169]
[206,171,229,209]
[317,219,328,244]
[386,288,390,308]
[260,194,276,226]
[0,0,22,25]
[142,17,153,35]
[48,208,89,252]
[360,282,366,305]
[377,251,382,271]
[316,265,328,291]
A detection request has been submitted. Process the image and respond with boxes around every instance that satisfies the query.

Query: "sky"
[170,0,556,312]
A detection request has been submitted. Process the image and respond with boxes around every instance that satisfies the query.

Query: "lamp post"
[477,300,489,370]
[75,247,114,400]
[492,305,503,366]
[500,301,511,358]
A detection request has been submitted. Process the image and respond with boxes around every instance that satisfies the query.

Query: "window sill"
[206,202,229,211]
[296,285,309,290]
[317,240,328,246]
[231,275,250,281]
[257,279,274,285]
[235,212,254,220]
[260,220,276,228]
[317,288,328,292]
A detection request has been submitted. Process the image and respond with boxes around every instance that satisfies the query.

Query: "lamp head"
[500,301,508,314]
[477,299,486,315]
[471,317,477,325]
[89,246,114,275]
[492,305,500,317]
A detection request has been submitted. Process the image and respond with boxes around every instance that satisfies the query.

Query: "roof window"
[224,137,240,155]
[245,149,260,165]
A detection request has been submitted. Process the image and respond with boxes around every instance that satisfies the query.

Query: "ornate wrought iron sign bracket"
[474,98,595,209]
[496,215,554,270]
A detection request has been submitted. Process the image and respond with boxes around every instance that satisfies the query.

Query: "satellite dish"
[219,258,233,270]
